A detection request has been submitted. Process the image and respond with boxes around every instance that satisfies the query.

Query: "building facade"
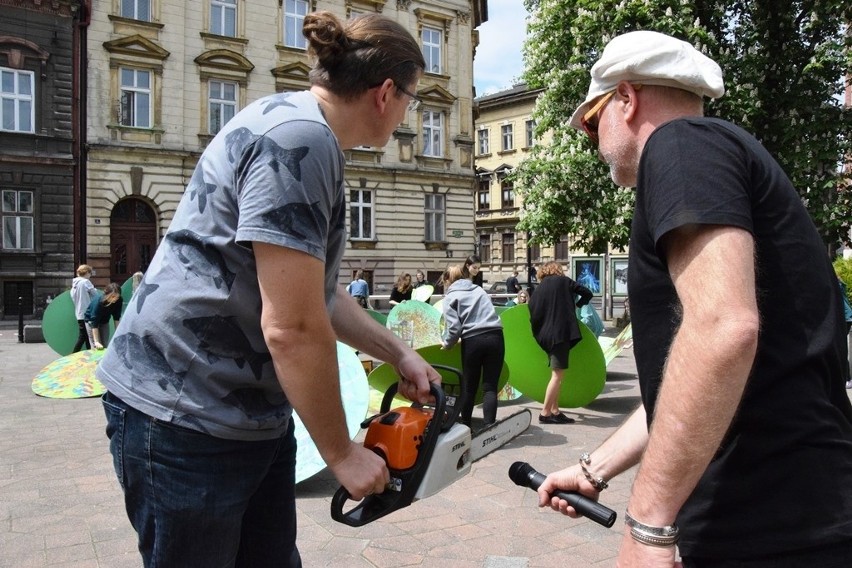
[0,0,85,319]
[474,83,627,319]
[473,83,540,288]
[84,0,485,296]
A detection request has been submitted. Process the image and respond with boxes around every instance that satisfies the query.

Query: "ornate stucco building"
[83,0,486,295]
[0,0,85,319]
[474,83,628,319]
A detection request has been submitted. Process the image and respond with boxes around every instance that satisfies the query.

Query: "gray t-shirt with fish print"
[96,90,346,441]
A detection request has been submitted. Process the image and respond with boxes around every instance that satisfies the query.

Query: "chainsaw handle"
[381,366,461,431]
[330,486,398,527]
[422,364,464,430]
[331,383,446,527]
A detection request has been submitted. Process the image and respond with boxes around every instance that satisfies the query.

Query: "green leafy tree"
[835,257,852,303]
[515,0,852,252]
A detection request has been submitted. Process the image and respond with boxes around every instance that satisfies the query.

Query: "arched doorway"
[110,198,157,283]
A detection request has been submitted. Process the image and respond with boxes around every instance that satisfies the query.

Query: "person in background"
[528,262,593,425]
[389,271,413,306]
[535,31,852,567]
[440,264,504,429]
[838,273,852,388]
[95,11,440,567]
[348,270,369,308]
[70,264,97,352]
[412,269,427,288]
[506,270,520,294]
[463,255,484,287]
[85,282,123,350]
[504,287,529,307]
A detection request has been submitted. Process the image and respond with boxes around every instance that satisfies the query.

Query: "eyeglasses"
[580,90,616,143]
[395,83,422,111]
[580,84,642,143]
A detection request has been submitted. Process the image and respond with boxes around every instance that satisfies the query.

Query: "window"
[2,190,34,250]
[525,119,536,147]
[501,180,514,208]
[209,80,237,134]
[121,0,151,21]
[1,68,34,133]
[555,234,569,261]
[119,68,152,128]
[284,0,309,49]
[422,110,443,157]
[501,124,513,151]
[422,27,442,74]
[502,233,515,263]
[477,129,489,155]
[479,234,491,263]
[477,178,490,210]
[349,189,374,240]
[210,0,237,37]
[529,242,541,262]
[424,193,445,242]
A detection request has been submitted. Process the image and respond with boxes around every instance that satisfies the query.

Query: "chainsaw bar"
[470,409,532,462]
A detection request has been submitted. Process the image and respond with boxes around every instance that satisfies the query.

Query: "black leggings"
[72,319,91,352]
[459,329,504,427]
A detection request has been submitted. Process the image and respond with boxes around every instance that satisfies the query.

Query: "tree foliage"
[516,0,852,252]
[835,257,852,302]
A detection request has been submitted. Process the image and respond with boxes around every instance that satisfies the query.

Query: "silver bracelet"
[579,452,609,491]
[624,511,680,547]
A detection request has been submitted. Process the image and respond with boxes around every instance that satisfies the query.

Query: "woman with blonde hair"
[528,261,593,424]
[441,264,504,428]
[389,271,413,305]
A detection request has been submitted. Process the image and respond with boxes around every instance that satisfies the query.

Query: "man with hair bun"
[96,11,438,566]
[533,30,852,567]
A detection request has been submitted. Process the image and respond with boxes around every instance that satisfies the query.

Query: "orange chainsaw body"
[363,406,433,470]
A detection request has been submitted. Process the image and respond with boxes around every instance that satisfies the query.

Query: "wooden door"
[110,198,157,283]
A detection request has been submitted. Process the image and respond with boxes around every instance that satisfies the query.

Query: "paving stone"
[0,327,661,566]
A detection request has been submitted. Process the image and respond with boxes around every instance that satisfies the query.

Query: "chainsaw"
[331,365,531,526]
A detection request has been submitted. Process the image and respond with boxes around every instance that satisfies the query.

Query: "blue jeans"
[102,391,301,567]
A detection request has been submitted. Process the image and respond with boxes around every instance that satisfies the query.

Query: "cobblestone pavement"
[1,329,643,567]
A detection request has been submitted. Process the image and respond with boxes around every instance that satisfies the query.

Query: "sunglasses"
[580,90,616,143]
[580,84,642,143]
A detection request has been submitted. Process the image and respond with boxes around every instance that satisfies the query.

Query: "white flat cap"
[569,30,725,130]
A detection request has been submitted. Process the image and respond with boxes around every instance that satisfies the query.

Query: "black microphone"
[509,461,617,528]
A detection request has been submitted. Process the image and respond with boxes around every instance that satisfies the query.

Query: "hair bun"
[303,12,349,64]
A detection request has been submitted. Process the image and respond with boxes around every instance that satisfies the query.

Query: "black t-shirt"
[389,287,412,303]
[630,117,852,558]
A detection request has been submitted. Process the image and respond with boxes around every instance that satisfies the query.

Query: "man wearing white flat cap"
[534,30,852,567]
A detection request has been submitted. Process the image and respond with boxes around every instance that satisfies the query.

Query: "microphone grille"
[508,461,532,486]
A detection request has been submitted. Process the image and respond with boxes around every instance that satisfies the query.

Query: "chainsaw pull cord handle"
[331,382,446,527]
